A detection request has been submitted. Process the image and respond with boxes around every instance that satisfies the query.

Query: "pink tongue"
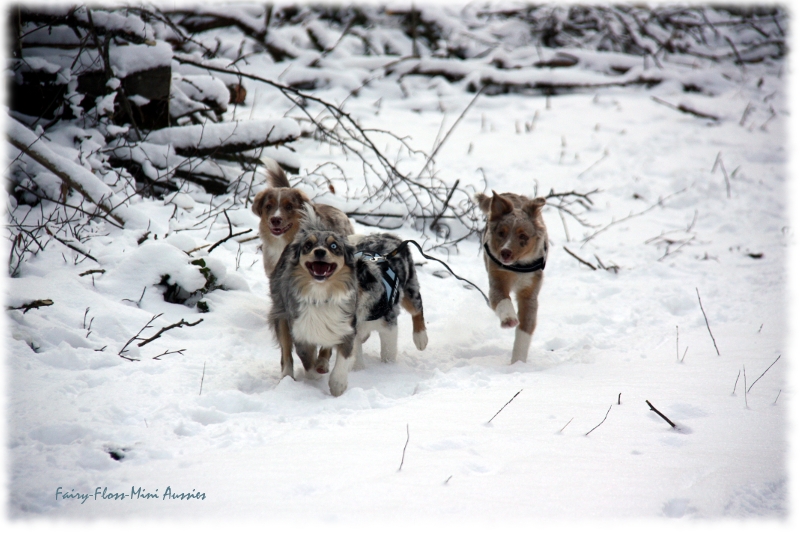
[310,262,334,277]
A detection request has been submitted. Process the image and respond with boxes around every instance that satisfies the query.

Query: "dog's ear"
[251,189,269,216]
[489,191,514,220]
[523,197,546,219]
[474,193,492,214]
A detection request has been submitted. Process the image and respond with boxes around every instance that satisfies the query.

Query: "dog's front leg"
[277,319,294,379]
[512,275,543,364]
[488,270,518,329]
[314,347,332,375]
[329,336,355,397]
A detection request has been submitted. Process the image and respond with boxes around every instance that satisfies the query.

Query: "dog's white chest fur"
[292,289,353,347]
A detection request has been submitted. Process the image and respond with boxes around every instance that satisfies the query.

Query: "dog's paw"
[413,330,428,351]
[314,358,330,375]
[495,299,518,328]
[329,375,348,397]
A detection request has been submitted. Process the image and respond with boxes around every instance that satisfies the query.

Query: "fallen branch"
[8,118,125,226]
[558,418,574,433]
[732,369,741,394]
[696,287,720,356]
[651,95,719,121]
[585,404,612,436]
[646,400,676,428]
[6,299,54,313]
[199,361,206,396]
[487,389,522,424]
[137,318,204,347]
[747,354,781,393]
[563,246,597,270]
[153,349,186,360]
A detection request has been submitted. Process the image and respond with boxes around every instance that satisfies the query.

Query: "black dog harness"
[483,242,548,273]
[354,251,401,321]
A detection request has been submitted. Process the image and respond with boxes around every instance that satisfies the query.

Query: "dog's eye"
[284,203,294,211]
[519,234,529,245]
[329,242,338,250]
[303,242,313,253]
[498,227,508,238]
[265,203,274,211]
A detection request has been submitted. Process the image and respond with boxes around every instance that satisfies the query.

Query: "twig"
[429,179,459,231]
[774,390,781,405]
[6,299,54,313]
[712,152,731,198]
[152,349,187,360]
[585,405,612,436]
[743,365,748,408]
[563,246,597,270]
[747,355,781,393]
[696,288,720,356]
[137,318,204,347]
[398,424,410,471]
[617,393,621,405]
[646,400,676,428]
[118,313,162,358]
[444,475,453,484]
[558,418,574,433]
[79,269,106,277]
[732,369,741,395]
[208,209,253,253]
[199,361,206,396]
[487,389,522,424]
[681,346,688,363]
[122,286,147,308]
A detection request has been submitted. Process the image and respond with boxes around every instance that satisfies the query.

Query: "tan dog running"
[251,160,353,277]
[475,191,548,364]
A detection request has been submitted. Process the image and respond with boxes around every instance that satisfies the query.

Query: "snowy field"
[3,2,796,530]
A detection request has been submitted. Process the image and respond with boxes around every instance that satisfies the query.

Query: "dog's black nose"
[270,216,282,226]
[314,248,327,259]
[500,248,513,261]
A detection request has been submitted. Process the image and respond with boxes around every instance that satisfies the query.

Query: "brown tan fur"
[475,190,548,363]
[251,164,353,276]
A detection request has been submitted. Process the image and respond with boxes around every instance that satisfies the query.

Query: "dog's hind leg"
[512,275,543,364]
[377,319,399,363]
[329,336,356,397]
[401,295,428,351]
[277,319,295,379]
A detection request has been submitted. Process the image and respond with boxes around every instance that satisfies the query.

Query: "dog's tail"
[299,203,325,232]
[262,157,291,188]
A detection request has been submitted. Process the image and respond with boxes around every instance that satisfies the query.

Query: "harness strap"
[482,242,547,273]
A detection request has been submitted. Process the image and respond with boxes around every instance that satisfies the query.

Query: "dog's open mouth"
[306,261,337,281]
[270,223,292,236]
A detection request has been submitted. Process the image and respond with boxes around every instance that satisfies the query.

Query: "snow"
[3,3,795,531]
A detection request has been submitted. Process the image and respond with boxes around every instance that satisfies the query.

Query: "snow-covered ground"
[3,2,795,530]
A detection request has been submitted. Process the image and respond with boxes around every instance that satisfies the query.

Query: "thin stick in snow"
[444,475,453,484]
[743,365,748,408]
[585,405,612,436]
[746,354,781,393]
[199,361,206,396]
[774,390,781,405]
[646,400,676,428]
[681,347,688,363]
[732,369,741,395]
[207,209,253,253]
[398,424,410,472]
[559,418,574,433]
[696,288,720,356]
[487,389,522,424]
[563,246,597,270]
[618,393,621,405]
